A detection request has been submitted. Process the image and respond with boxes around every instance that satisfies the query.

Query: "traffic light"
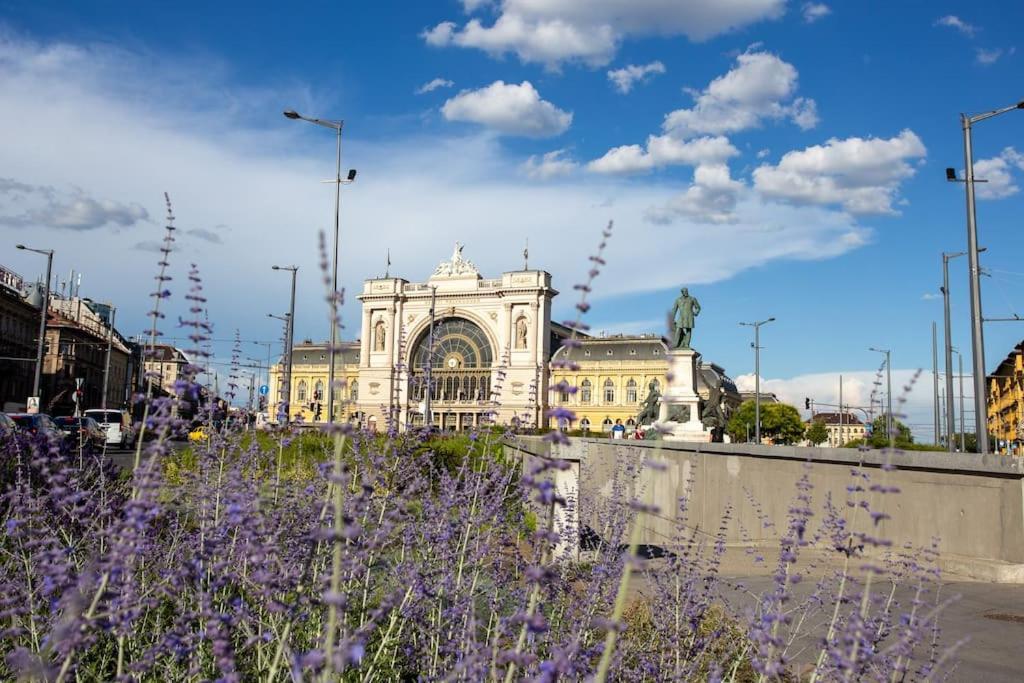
[804,398,811,410]
[314,402,323,422]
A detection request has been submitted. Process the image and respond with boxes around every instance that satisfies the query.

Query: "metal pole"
[942,254,958,451]
[932,321,940,445]
[32,250,53,399]
[102,306,116,410]
[754,323,760,444]
[839,374,843,447]
[286,269,297,422]
[961,114,989,454]
[959,352,966,451]
[886,350,893,446]
[327,125,343,425]
[424,286,436,430]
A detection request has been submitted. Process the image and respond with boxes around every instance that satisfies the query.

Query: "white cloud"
[607,60,666,93]
[588,135,738,174]
[752,130,927,214]
[0,30,875,361]
[521,149,578,179]
[0,178,149,230]
[974,147,1024,199]
[645,163,745,224]
[441,80,572,137]
[735,369,941,441]
[423,0,786,68]
[415,77,454,94]
[801,3,831,23]
[921,292,941,301]
[934,15,978,38]
[974,47,1012,65]
[663,51,818,138]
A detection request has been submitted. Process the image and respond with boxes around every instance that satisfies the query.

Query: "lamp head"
[16,244,25,250]
[1017,100,1024,109]
[767,317,776,322]
[945,167,957,181]
[347,168,357,181]
[283,110,301,120]
[272,265,280,270]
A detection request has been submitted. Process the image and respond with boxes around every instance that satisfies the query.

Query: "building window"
[626,378,637,403]
[629,348,637,355]
[559,386,569,402]
[606,349,613,356]
[314,380,324,401]
[580,417,591,432]
[602,417,613,433]
[603,378,615,404]
[320,354,325,360]
[581,379,592,404]
[653,349,660,356]
[584,350,591,357]
[350,380,358,401]
[297,380,307,403]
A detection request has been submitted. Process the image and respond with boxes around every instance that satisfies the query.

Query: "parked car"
[53,416,108,449]
[84,409,136,448]
[0,412,17,437]
[188,424,211,444]
[7,413,60,438]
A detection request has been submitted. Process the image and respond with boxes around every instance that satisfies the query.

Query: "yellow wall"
[268,361,360,423]
[549,358,668,432]
[988,349,1023,454]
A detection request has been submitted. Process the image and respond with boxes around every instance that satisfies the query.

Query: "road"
[99,439,190,471]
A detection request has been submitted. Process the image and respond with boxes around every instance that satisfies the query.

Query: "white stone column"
[360,308,371,367]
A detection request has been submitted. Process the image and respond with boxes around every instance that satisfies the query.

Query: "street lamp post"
[740,317,775,444]
[16,244,54,404]
[101,304,117,410]
[268,313,291,421]
[272,265,298,422]
[947,98,1024,454]
[283,109,357,424]
[941,251,966,451]
[869,347,893,446]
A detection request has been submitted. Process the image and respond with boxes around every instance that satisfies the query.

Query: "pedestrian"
[611,418,625,439]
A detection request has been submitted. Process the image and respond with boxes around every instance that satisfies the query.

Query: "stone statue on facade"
[432,241,480,278]
[636,381,661,425]
[669,287,701,350]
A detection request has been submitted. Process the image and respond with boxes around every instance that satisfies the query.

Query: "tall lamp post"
[16,244,54,404]
[268,313,292,421]
[869,347,893,446]
[946,98,1024,454]
[941,251,966,451]
[283,109,357,424]
[101,304,117,410]
[740,317,774,444]
[272,265,298,422]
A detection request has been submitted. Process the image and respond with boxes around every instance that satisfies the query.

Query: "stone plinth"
[657,348,710,442]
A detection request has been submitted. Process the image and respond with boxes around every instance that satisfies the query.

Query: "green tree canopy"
[861,415,913,449]
[805,419,829,446]
[726,400,805,445]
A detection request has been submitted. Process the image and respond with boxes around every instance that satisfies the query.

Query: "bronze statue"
[670,287,701,349]
[636,382,661,425]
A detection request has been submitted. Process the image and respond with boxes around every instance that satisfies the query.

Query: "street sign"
[26,396,39,414]
[259,384,269,396]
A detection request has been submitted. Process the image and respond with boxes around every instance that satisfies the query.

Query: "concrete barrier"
[504,436,1024,583]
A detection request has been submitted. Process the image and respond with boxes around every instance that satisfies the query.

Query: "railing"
[409,368,491,404]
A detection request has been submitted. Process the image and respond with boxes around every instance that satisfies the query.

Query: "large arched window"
[626,378,638,403]
[410,317,494,370]
[314,380,324,402]
[580,417,591,432]
[297,380,308,403]
[602,417,613,433]
[580,379,592,404]
[603,378,615,404]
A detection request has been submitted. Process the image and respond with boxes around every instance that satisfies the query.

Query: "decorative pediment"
[431,241,481,279]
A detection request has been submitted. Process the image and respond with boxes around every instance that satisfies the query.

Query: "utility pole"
[424,286,437,430]
[740,317,775,444]
[17,244,53,404]
[273,266,298,423]
[959,352,966,452]
[102,305,116,410]
[932,321,940,445]
[839,374,844,447]
[942,252,965,451]
[869,347,893,447]
[948,100,1024,454]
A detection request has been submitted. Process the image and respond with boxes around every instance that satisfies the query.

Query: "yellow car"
[188,425,211,443]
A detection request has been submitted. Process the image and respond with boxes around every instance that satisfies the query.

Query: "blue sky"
[1,1,1022,435]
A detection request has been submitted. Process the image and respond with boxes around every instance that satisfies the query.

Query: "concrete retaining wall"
[504,437,1024,582]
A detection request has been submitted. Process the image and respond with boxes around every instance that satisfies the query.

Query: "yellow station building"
[988,341,1024,455]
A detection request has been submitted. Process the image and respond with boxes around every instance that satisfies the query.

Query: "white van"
[84,409,135,448]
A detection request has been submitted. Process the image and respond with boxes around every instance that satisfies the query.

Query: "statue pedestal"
[656,348,711,443]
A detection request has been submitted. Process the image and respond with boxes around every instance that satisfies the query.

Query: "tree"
[805,419,829,446]
[726,400,805,444]
[864,415,913,449]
